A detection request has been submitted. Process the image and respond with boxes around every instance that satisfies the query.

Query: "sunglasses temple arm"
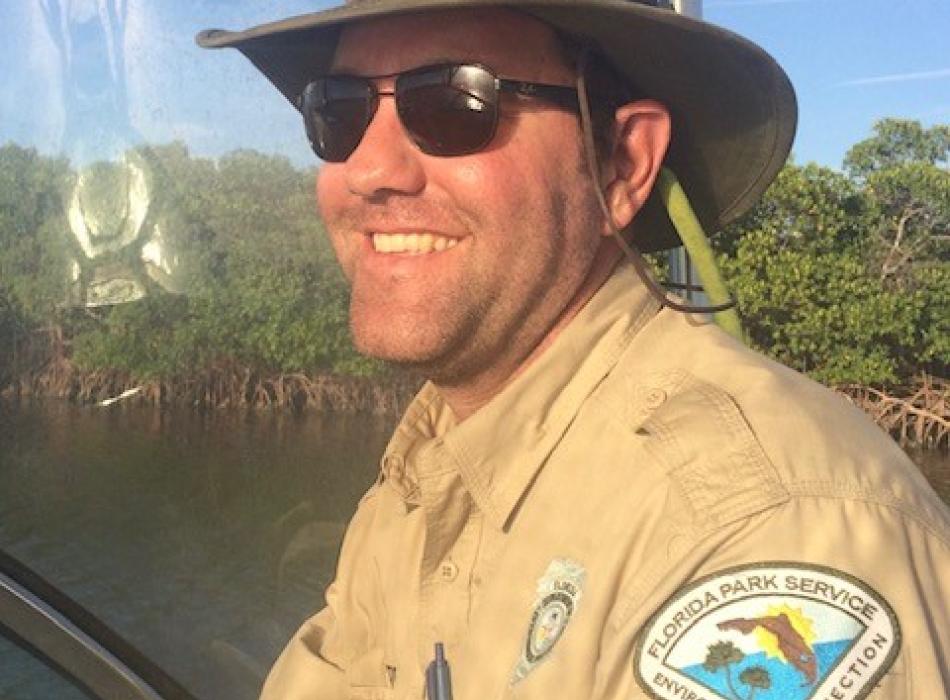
[575,51,743,342]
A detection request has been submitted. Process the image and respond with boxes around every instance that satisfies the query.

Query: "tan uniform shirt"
[261,263,950,700]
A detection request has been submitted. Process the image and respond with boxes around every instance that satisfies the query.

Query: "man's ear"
[602,100,671,233]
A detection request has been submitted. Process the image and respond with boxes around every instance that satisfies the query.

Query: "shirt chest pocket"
[345,647,395,700]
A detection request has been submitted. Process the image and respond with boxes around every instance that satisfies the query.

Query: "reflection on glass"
[68,154,149,261]
[67,153,148,305]
[0,3,382,692]
[34,1,192,307]
[38,0,138,163]
[141,222,182,292]
[11,1,317,311]
[65,150,184,306]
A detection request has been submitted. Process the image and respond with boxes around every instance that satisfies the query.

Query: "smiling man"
[199,2,949,699]
[317,10,647,418]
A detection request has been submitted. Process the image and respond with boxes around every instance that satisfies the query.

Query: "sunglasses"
[297,63,580,162]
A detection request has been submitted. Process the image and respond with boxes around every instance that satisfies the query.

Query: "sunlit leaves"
[717,119,949,387]
[844,119,949,179]
[0,144,72,323]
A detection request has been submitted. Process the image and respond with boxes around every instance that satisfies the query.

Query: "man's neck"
[435,242,624,421]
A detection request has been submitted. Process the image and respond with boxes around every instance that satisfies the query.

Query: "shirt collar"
[380,262,659,528]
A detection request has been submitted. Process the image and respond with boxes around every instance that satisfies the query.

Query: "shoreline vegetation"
[837,376,949,450]
[2,350,420,416]
[3,362,419,415]
[2,346,947,451]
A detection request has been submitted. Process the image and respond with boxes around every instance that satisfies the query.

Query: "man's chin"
[352,332,447,369]
[352,329,476,386]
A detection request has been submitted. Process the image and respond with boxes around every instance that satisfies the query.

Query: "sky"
[703,0,950,167]
[1,0,948,170]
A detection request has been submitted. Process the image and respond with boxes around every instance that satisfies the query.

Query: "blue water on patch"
[679,639,852,699]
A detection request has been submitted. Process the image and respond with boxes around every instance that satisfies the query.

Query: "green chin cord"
[574,48,742,343]
[656,167,744,343]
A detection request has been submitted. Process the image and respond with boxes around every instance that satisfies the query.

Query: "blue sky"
[1,0,947,170]
[704,0,950,167]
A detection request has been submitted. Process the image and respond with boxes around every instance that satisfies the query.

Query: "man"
[199,2,949,698]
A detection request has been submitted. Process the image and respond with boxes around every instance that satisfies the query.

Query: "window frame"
[0,549,198,700]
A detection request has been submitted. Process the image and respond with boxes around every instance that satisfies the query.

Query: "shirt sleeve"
[608,492,950,700]
[260,486,386,700]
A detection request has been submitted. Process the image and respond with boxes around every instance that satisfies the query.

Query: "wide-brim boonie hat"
[197,0,797,252]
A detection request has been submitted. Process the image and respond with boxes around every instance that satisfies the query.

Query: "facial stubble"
[345,174,603,389]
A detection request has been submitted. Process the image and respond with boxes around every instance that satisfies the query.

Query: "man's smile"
[370,232,461,254]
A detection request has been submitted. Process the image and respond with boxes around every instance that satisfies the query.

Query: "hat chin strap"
[575,51,744,342]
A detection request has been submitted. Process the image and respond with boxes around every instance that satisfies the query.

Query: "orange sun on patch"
[755,604,817,662]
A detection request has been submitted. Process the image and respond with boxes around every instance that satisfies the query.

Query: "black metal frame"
[0,549,198,700]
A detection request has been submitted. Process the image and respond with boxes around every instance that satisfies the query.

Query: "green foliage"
[0,143,72,325]
[864,161,949,277]
[0,287,27,383]
[716,120,949,387]
[0,141,376,380]
[843,119,949,179]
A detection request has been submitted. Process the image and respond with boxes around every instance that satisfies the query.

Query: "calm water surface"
[908,447,950,504]
[0,401,392,699]
[0,401,946,699]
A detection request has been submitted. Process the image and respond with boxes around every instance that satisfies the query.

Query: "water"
[0,402,947,699]
[0,401,392,699]
[907,447,950,505]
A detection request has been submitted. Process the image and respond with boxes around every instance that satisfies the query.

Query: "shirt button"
[439,559,459,582]
[645,388,667,409]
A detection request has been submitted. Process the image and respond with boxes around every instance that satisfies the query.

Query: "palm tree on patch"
[739,666,771,699]
[703,641,772,700]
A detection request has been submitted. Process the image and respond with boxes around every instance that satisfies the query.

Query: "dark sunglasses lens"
[303,78,374,162]
[398,66,498,156]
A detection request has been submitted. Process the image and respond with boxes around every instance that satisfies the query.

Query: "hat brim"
[197,0,797,252]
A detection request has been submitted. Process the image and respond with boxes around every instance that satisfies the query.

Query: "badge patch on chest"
[634,563,900,700]
[510,558,586,685]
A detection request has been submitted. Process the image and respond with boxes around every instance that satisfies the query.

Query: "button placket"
[416,447,469,663]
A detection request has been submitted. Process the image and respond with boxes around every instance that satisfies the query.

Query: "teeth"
[372,233,459,254]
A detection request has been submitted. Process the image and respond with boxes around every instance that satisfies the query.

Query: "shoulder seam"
[785,480,950,548]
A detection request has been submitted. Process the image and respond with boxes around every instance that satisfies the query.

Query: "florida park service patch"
[635,563,899,700]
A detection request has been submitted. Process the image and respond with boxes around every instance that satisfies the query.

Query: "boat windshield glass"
[0,3,404,698]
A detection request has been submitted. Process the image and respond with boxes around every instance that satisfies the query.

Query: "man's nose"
[344,96,426,198]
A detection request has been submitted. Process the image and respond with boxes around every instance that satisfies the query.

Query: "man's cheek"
[326,230,357,281]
